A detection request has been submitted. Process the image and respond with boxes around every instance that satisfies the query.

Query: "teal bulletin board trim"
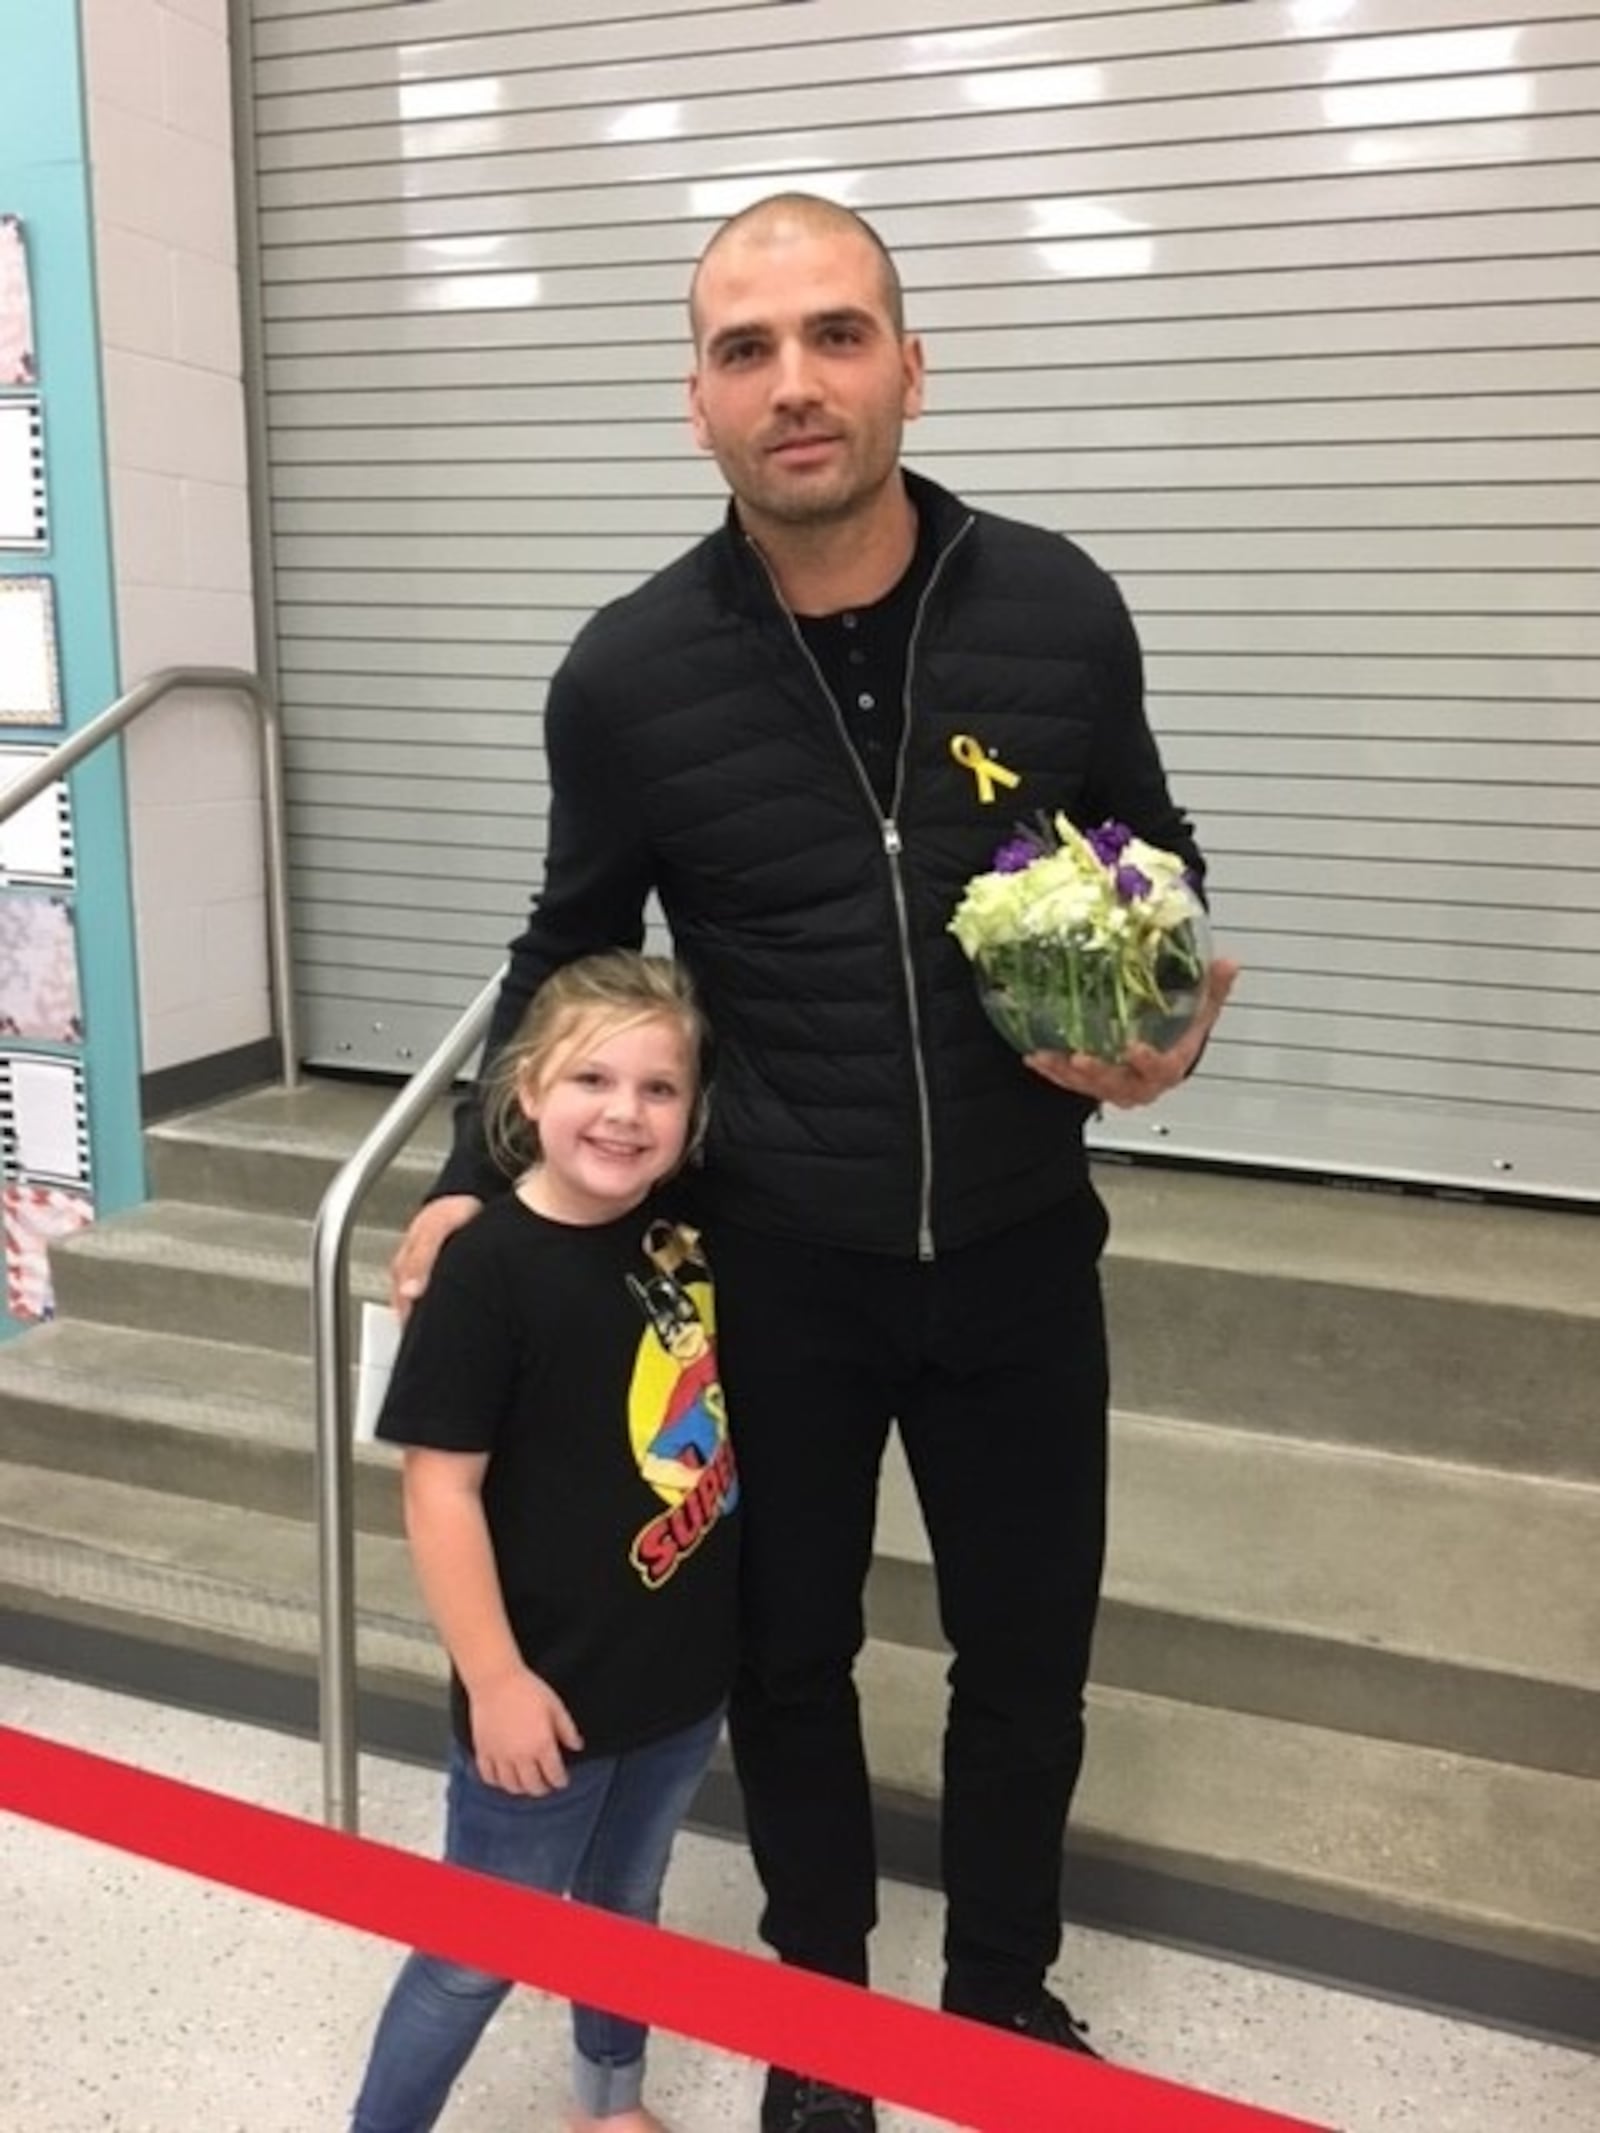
[1,1,144,1337]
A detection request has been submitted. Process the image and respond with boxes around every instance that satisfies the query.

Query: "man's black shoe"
[1005,1987,1101,2057]
[760,2068,878,2132]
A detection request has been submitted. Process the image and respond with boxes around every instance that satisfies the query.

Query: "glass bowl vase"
[974,896,1212,1063]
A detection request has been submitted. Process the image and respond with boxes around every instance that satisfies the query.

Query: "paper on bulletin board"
[0,576,62,725]
[0,1048,90,1185]
[0,397,47,548]
[0,215,36,386]
[3,1180,94,1321]
[0,893,80,1041]
[0,748,73,883]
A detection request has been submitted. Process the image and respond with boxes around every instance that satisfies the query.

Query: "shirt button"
[841,613,858,630]
[857,692,875,710]
[849,648,867,666]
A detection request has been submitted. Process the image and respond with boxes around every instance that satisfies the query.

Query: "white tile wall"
[182,479,254,594]
[88,99,239,264]
[174,252,244,375]
[163,0,229,32]
[109,471,189,591]
[93,226,178,362]
[162,7,234,146]
[101,350,247,487]
[82,0,266,1077]
[80,0,165,124]
[116,587,257,680]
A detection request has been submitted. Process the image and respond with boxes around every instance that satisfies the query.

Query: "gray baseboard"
[141,1039,283,1121]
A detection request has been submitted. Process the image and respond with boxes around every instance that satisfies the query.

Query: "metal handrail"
[309,966,505,1831]
[0,664,299,1089]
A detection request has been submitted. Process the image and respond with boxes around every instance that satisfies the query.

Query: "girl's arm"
[401,1446,584,1793]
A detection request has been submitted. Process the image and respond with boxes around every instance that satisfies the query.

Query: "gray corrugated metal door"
[244,0,1600,1201]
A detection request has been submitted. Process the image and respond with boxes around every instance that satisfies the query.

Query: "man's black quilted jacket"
[437,470,1204,1257]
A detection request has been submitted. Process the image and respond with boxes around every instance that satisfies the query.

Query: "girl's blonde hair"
[484,950,707,1178]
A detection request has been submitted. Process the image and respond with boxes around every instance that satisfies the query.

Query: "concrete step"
[1096,1164,1600,1483]
[0,1463,1592,1991]
[0,1463,434,1698]
[2,1322,1592,1782]
[55,1172,1600,1486]
[1096,1419,1600,1781]
[143,1082,1600,1481]
[146,1081,454,1229]
[857,1641,1600,1988]
[0,1321,402,1533]
[47,1200,394,1355]
[872,1422,1600,1782]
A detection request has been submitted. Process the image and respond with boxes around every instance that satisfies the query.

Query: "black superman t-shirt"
[376,1192,739,1757]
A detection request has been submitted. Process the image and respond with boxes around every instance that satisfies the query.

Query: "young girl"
[350,952,738,2133]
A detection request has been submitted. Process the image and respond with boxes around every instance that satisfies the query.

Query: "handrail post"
[310,1177,360,1831]
[310,968,506,1831]
[255,685,300,1089]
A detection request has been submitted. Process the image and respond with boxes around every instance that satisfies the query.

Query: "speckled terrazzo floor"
[2,1665,1594,2133]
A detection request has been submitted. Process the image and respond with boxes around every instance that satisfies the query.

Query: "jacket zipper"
[748,513,975,1261]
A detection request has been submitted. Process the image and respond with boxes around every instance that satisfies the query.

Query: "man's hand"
[1023,957,1240,1110]
[389,1193,483,1316]
[468,1666,585,1795]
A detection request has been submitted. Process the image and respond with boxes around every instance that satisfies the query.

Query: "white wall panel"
[252,49,1600,173]
[246,0,1600,1195]
[252,104,1600,212]
[253,0,1600,103]
[261,299,1600,369]
[257,138,1600,252]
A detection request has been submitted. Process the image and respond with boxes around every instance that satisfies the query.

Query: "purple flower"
[1114,863,1152,902]
[1088,819,1133,866]
[993,835,1045,874]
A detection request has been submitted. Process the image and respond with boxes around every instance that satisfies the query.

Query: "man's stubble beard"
[732,439,902,533]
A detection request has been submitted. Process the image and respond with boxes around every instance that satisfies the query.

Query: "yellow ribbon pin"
[950,733,1022,806]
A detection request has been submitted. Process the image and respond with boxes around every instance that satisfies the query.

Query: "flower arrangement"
[949,815,1210,1062]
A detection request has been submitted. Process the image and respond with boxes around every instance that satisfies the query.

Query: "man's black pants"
[714,1188,1110,2020]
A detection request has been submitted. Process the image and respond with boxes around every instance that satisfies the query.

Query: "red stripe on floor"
[0,1723,1328,2131]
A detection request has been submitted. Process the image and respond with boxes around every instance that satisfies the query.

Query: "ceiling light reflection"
[1344,121,1531,167]
[1289,0,1358,31]
[1324,73,1533,127]
[908,28,1041,61]
[1324,28,1521,80]
[413,235,511,262]
[1029,198,1150,239]
[1037,238,1155,279]
[397,76,504,121]
[607,102,683,143]
[965,65,1104,110]
[433,273,543,311]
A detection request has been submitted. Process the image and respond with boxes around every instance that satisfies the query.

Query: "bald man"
[395,195,1233,2133]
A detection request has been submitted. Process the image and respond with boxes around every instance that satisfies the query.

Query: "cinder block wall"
[81,0,266,1078]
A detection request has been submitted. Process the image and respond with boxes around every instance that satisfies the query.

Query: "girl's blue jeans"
[349,1705,723,2129]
